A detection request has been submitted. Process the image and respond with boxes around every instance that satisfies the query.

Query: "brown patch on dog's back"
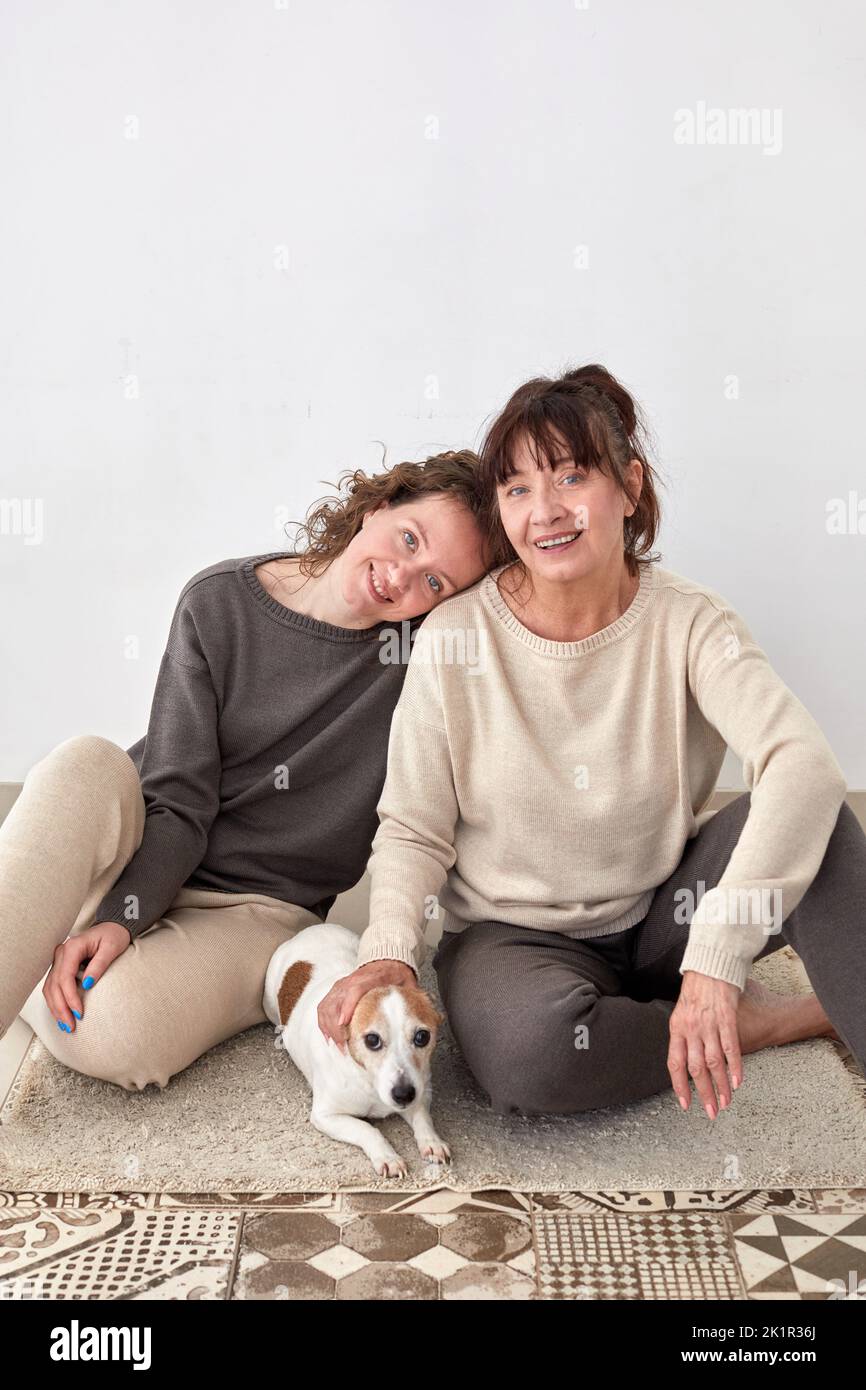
[277,960,313,1026]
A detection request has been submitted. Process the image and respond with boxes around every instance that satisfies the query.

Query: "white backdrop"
[1,0,864,783]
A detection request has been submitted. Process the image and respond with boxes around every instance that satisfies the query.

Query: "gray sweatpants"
[433,794,866,1115]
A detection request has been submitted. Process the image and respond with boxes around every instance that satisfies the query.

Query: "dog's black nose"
[391,1081,416,1107]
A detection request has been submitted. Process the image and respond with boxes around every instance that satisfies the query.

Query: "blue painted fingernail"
[72,1010,82,1019]
[82,976,94,990]
[57,1021,70,1032]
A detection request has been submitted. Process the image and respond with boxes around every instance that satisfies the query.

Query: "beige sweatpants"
[0,735,321,1090]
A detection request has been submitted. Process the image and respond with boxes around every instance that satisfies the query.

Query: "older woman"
[0,451,493,1091]
[320,365,865,1123]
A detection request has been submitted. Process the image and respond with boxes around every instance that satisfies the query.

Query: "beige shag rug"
[2,949,865,1193]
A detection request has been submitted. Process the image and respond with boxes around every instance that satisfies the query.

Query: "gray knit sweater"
[93,552,424,939]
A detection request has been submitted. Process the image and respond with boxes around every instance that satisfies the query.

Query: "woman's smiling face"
[496,427,642,583]
[346,493,488,622]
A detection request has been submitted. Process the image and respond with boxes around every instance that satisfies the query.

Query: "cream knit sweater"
[356,560,847,992]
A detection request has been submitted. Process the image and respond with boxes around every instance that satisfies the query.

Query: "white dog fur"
[263,923,450,1177]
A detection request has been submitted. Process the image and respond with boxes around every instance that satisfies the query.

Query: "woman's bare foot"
[738,976,841,1054]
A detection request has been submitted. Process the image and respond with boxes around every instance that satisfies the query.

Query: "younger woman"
[0,451,492,1091]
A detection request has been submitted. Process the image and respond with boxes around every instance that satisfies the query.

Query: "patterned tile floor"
[1,1187,865,1300]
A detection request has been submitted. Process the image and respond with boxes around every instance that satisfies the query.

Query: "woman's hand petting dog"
[44,921,132,1033]
[318,958,417,1052]
[668,970,744,1120]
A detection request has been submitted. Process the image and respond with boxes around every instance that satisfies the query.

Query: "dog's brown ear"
[277,960,313,1026]
[406,987,445,1033]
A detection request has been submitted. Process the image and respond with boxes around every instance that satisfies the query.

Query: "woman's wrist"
[356,958,415,982]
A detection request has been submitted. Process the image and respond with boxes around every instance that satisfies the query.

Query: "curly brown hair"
[479,363,667,580]
[285,449,502,576]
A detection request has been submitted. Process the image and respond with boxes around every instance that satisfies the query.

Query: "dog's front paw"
[374,1152,409,1179]
[419,1140,451,1165]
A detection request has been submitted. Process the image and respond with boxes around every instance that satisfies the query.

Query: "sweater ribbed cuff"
[681,886,778,990]
[92,881,153,939]
[356,931,422,983]
[678,940,753,991]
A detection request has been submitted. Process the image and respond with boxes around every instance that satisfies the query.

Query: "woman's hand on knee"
[44,921,132,1033]
[667,970,743,1120]
[317,960,416,1053]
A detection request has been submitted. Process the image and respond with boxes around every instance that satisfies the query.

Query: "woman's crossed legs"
[1,735,320,1090]
[434,794,866,1115]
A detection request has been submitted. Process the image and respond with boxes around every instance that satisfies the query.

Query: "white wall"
[1,0,864,783]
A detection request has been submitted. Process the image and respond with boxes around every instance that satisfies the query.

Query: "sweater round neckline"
[240,552,424,643]
[481,559,656,657]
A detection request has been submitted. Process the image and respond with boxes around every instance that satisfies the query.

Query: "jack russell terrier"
[263,923,451,1178]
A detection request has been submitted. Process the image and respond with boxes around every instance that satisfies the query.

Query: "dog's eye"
[363,1032,382,1051]
[413,1029,431,1047]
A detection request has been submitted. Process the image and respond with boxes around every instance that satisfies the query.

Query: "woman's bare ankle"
[739,977,839,1053]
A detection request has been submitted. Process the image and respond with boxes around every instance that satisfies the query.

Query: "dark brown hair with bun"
[478,363,665,579]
